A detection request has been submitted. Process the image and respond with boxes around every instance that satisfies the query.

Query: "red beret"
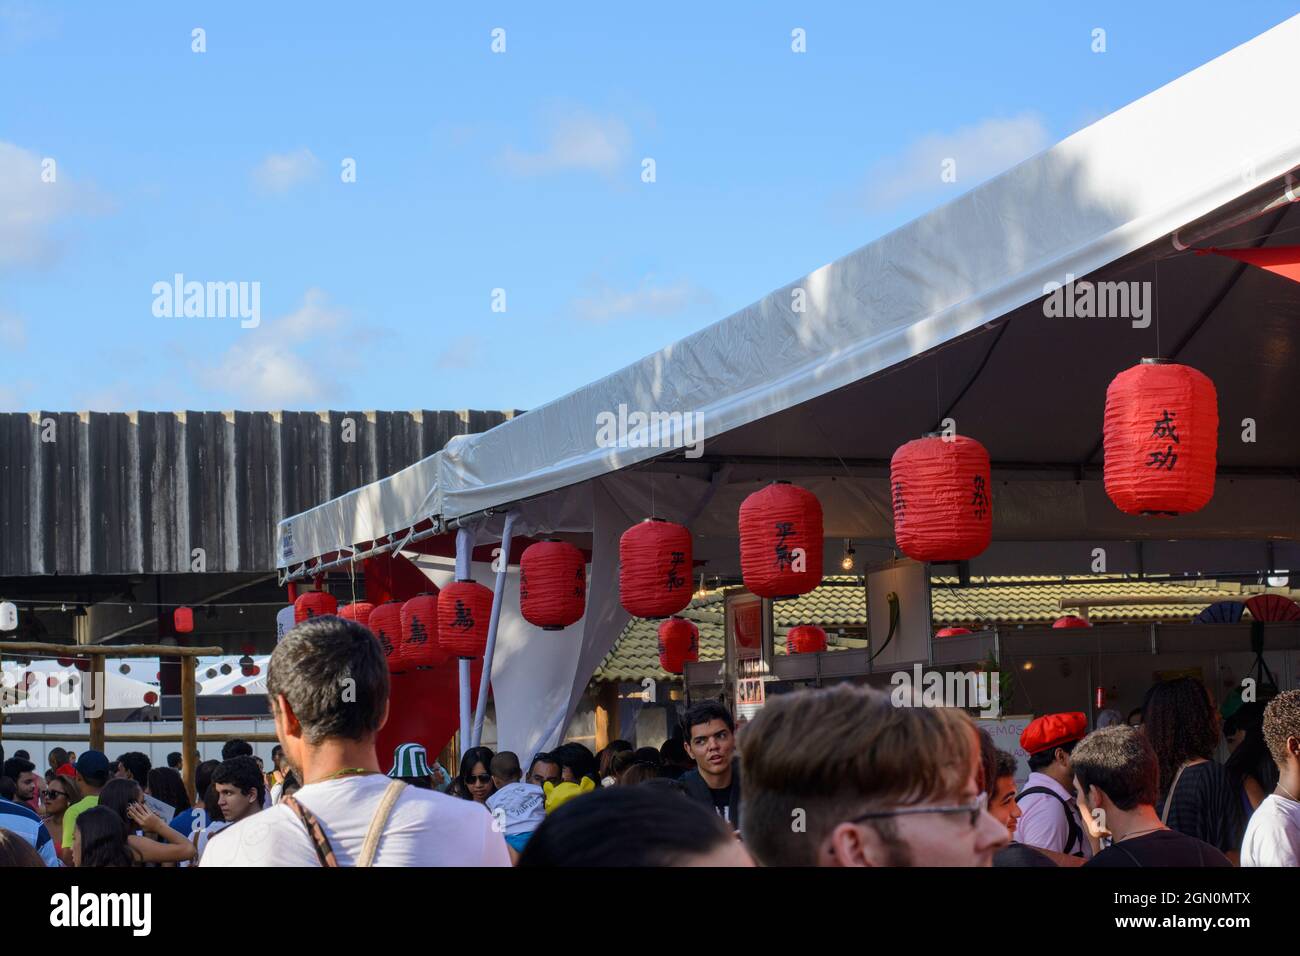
[54,764,77,779]
[1020,712,1087,755]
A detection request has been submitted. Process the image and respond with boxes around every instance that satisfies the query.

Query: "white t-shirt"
[1014,771,1093,859]
[1241,793,1300,867]
[199,774,511,867]
[485,782,545,837]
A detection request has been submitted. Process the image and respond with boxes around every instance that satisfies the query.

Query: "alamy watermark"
[1,669,107,718]
[152,274,261,328]
[1042,274,1150,328]
[595,403,705,459]
[890,664,1000,718]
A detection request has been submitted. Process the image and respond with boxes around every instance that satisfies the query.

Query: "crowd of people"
[2,614,1298,867]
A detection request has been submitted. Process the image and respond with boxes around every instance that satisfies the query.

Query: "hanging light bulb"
[840,540,856,572]
[692,574,708,601]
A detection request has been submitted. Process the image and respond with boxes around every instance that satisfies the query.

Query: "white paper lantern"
[275,605,296,644]
[0,601,16,631]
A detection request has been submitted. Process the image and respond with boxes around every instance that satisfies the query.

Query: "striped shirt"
[1160,760,1243,855]
[0,797,58,866]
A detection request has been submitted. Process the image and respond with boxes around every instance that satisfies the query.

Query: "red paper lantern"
[890,434,992,562]
[338,602,375,628]
[786,625,827,654]
[400,593,448,668]
[520,539,587,630]
[1103,359,1218,516]
[1053,615,1092,629]
[232,685,247,696]
[368,601,404,671]
[174,607,194,633]
[657,616,699,674]
[935,627,974,638]
[739,482,824,599]
[143,691,159,705]
[57,657,74,667]
[294,590,338,624]
[438,580,494,657]
[619,519,693,618]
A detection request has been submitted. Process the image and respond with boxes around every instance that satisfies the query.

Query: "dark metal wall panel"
[0,409,517,576]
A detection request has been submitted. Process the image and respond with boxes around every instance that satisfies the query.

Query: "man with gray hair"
[201,614,509,867]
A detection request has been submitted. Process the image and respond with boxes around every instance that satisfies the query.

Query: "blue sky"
[2,1,1296,412]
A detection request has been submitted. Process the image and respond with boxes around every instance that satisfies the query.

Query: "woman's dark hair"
[618,762,662,786]
[280,771,302,799]
[518,786,736,867]
[202,781,222,822]
[552,742,597,781]
[194,759,219,807]
[458,747,496,799]
[147,767,190,815]
[597,740,634,777]
[398,775,433,790]
[267,615,389,744]
[98,778,144,829]
[0,828,45,867]
[75,806,137,867]
[1224,701,1280,797]
[1142,677,1221,794]
[609,750,640,781]
[632,747,663,767]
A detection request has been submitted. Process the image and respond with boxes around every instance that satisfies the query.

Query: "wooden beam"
[181,656,198,804]
[88,652,105,752]
[0,642,223,657]
[595,682,619,752]
[0,731,280,743]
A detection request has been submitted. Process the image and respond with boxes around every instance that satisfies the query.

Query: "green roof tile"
[591,576,1298,683]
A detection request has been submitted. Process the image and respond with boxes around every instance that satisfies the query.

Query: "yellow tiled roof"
[591,576,1298,683]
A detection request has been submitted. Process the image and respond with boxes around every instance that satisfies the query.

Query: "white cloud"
[500,110,631,179]
[0,141,105,268]
[436,334,482,370]
[861,114,1050,210]
[0,2,60,51]
[571,275,714,324]
[252,148,320,194]
[0,308,26,349]
[196,289,352,406]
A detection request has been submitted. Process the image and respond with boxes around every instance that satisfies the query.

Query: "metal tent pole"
[472,510,517,748]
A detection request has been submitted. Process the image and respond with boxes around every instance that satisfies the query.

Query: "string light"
[840,539,856,572]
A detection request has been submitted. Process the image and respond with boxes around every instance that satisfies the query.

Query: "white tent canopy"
[277,16,1300,757]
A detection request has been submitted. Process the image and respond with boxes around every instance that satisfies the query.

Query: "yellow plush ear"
[543,781,555,799]
[579,776,597,794]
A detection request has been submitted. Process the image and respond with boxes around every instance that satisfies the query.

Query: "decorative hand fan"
[1194,601,1245,624]
[1245,594,1300,622]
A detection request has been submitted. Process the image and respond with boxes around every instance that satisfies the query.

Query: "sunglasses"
[47,790,69,800]
[849,793,989,830]
[465,774,493,785]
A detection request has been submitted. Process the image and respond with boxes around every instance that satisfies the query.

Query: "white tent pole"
[472,510,516,748]
[455,525,476,748]
[458,658,472,759]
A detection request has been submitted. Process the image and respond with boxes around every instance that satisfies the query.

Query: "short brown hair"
[1263,690,1300,768]
[739,684,976,866]
[1071,725,1159,811]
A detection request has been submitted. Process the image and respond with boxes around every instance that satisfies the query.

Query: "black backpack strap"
[1016,786,1083,856]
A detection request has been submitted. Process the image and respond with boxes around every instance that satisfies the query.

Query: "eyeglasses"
[849,793,989,830]
[465,774,493,785]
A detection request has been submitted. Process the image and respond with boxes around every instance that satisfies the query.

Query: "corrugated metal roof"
[592,575,1300,683]
[0,410,518,575]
